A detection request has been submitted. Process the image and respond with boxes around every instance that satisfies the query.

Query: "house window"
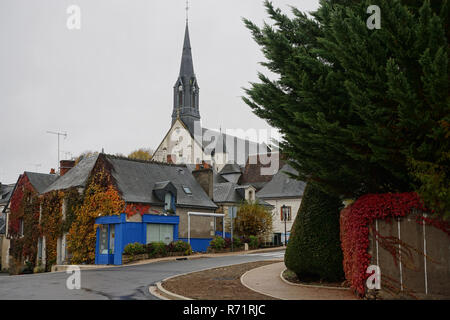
[19,219,24,237]
[281,206,292,221]
[147,224,174,245]
[109,225,115,254]
[99,225,108,254]
[165,193,173,212]
[248,190,254,202]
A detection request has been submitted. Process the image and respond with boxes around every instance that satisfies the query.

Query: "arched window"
[192,87,196,108]
[178,85,183,107]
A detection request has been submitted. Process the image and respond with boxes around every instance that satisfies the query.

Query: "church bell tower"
[172,21,200,134]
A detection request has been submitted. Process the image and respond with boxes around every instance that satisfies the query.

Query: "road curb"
[149,259,283,300]
[279,268,350,291]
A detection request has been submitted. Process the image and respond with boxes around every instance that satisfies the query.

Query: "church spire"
[179,23,195,79]
[172,15,200,134]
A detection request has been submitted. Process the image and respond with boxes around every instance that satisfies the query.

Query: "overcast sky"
[0,0,319,183]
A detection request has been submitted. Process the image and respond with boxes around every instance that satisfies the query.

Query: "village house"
[1,171,58,271]
[256,164,306,245]
[0,182,15,271]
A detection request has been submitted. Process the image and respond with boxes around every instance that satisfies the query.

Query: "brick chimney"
[50,168,56,174]
[192,167,214,200]
[60,160,75,176]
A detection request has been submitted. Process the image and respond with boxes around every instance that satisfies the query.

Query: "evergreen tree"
[243,1,449,214]
[284,182,344,281]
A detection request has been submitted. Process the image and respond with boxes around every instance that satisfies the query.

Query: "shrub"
[150,242,168,257]
[233,236,242,248]
[209,237,225,250]
[284,182,344,282]
[123,242,146,256]
[171,240,192,255]
[248,235,259,249]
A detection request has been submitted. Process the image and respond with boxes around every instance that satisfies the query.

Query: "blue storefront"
[95,213,180,265]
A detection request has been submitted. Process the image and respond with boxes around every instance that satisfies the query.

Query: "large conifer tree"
[243,1,449,213]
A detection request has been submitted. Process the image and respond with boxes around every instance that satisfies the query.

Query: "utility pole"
[46,131,67,174]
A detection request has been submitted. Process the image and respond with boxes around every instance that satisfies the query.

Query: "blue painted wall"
[95,213,180,265]
[178,238,212,253]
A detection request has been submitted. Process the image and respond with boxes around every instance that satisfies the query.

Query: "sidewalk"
[241,262,357,300]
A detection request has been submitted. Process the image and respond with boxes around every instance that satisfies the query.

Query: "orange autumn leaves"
[67,169,124,264]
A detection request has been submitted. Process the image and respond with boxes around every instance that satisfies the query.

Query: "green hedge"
[284,182,344,282]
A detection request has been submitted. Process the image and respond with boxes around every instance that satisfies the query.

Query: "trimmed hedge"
[284,182,344,282]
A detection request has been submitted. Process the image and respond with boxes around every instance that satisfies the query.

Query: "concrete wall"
[368,211,450,299]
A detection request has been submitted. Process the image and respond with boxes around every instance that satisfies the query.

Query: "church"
[152,21,270,172]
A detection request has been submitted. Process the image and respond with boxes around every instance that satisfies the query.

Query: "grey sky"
[0,0,319,183]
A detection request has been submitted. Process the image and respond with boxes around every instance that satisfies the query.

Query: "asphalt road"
[0,251,284,300]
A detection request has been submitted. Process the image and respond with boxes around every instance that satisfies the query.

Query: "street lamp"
[281,205,288,246]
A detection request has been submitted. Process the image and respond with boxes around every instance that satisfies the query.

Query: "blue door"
[98,224,116,265]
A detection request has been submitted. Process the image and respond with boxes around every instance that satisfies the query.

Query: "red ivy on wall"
[340,192,428,296]
[124,203,151,218]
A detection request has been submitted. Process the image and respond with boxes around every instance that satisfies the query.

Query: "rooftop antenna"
[61,150,73,160]
[46,130,67,174]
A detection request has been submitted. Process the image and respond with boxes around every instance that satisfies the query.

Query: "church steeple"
[172,21,200,134]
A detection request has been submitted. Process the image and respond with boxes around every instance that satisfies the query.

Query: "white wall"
[266,198,302,236]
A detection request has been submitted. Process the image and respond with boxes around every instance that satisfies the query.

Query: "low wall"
[368,211,450,299]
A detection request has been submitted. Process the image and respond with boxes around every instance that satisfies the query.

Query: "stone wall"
[368,211,450,299]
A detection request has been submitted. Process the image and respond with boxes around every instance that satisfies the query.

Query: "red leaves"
[340,192,427,296]
[125,203,151,218]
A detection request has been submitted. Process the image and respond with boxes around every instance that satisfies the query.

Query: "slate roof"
[0,183,15,205]
[105,155,217,209]
[220,163,242,175]
[213,182,272,207]
[200,128,269,166]
[25,172,59,194]
[43,155,99,193]
[239,153,285,191]
[256,164,306,199]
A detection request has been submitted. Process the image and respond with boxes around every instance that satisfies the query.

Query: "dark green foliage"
[248,235,260,249]
[123,242,146,256]
[284,182,344,281]
[209,237,226,250]
[243,0,449,214]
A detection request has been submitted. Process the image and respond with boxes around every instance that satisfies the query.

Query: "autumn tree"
[234,201,273,239]
[128,148,153,161]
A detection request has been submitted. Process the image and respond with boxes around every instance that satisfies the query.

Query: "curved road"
[0,251,284,300]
